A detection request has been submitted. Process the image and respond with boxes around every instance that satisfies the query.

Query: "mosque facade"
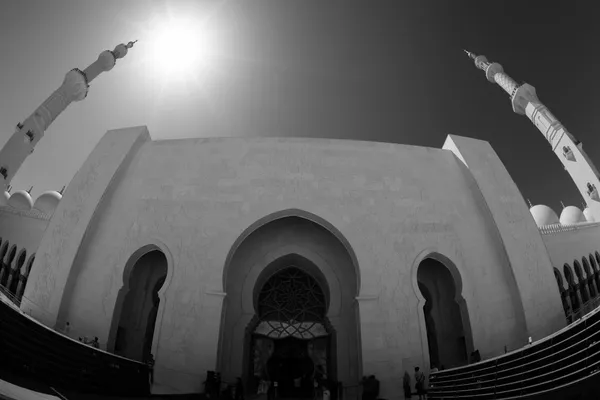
[0,45,599,400]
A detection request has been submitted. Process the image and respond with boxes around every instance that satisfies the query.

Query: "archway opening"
[0,246,16,289]
[114,250,167,362]
[573,261,589,303]
[417,257,468,369]
[564,264,580,312]
[582,258,596,299]
[8,250,26,296]
[249,260,331,399]
[220,212,361,394]
[590,254,600,295]
[553,268,569,317]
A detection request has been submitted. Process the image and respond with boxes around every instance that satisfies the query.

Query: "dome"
[584,207,595,222]
[559,206,586,225]
[7,190,33,211]
[33,190,62,216]
[530,205,560,227]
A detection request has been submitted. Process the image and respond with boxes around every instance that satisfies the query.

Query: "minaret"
[0,40,138,190]
[465,50,600,221]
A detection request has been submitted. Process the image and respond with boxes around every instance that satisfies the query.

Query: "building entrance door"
[267,337,314,398]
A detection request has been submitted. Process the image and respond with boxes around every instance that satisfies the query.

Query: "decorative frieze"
[539,221,600,235]
[0,205,50,221]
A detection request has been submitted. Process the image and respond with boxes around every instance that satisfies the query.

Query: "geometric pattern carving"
[256,267,328,339]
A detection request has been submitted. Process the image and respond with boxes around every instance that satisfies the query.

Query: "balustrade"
[429,303,600,399]
[0,293,150,396]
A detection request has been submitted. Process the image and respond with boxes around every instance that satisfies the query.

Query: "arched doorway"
[219,212,361,394]
[0,245,16,288]
[7,249,26,296]
[250,265,331,398]
[113,250,167,362]
[417,257,469,369]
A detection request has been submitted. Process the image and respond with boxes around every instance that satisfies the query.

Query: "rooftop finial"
[527,199,533,208]
[560,201,566,209]
[463,49,477,60]
[126,40,138,49]
[6,185,11,193]
[27,186,33,194]
[59,185,66,195]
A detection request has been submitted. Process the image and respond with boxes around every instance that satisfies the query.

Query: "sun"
[148,14,218,81]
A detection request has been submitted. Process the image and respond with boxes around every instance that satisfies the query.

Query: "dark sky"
[0,1,598,213]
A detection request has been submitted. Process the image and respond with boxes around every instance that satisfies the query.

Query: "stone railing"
[539,221,600,235]
[428,304,600,399]
[0,292,150,397]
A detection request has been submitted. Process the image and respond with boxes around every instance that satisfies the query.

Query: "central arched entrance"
[219,211,361,396]
[250,265,332,398]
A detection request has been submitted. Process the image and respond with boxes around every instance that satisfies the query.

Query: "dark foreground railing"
[0,293,150,397]
[429,306,600,399]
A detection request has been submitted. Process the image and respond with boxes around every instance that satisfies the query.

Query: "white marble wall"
[26,131,546,399]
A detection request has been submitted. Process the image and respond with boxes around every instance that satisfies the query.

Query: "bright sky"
[0,1,598,211]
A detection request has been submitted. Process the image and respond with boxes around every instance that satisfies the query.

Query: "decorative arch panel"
[255,267,328,339]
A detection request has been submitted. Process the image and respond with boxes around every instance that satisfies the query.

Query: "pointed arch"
[553,268,569,318]
[590,254,600,294]
[412,250,473,370]
[7,248,27,295]
[553,267,565,291]
[0,241,9,288]
[219,210,362,389]
[16,254,36,303]
[107,240,174,360]
[564,264,580,312]
[0,245,17,288]
[22,253,35,276]
[581,257,596,298]
[573,260,589,303]
[221,208,361,296]
[4,244,16,265]
[0,241,8,261]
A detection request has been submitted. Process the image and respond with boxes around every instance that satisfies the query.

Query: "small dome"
[560,206,586,225]
[530,205,560,227]
[7,190,33,211]
[0,191,9,206]
[33,190,62,216]
[584,207,595,222]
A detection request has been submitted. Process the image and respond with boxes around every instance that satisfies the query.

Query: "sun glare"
[149,15,218,80]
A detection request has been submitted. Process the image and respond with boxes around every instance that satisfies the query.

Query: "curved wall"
[24,131,555,397]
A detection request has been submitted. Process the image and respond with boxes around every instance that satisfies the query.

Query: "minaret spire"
[465,50,600,222]
[0,40,138,191]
